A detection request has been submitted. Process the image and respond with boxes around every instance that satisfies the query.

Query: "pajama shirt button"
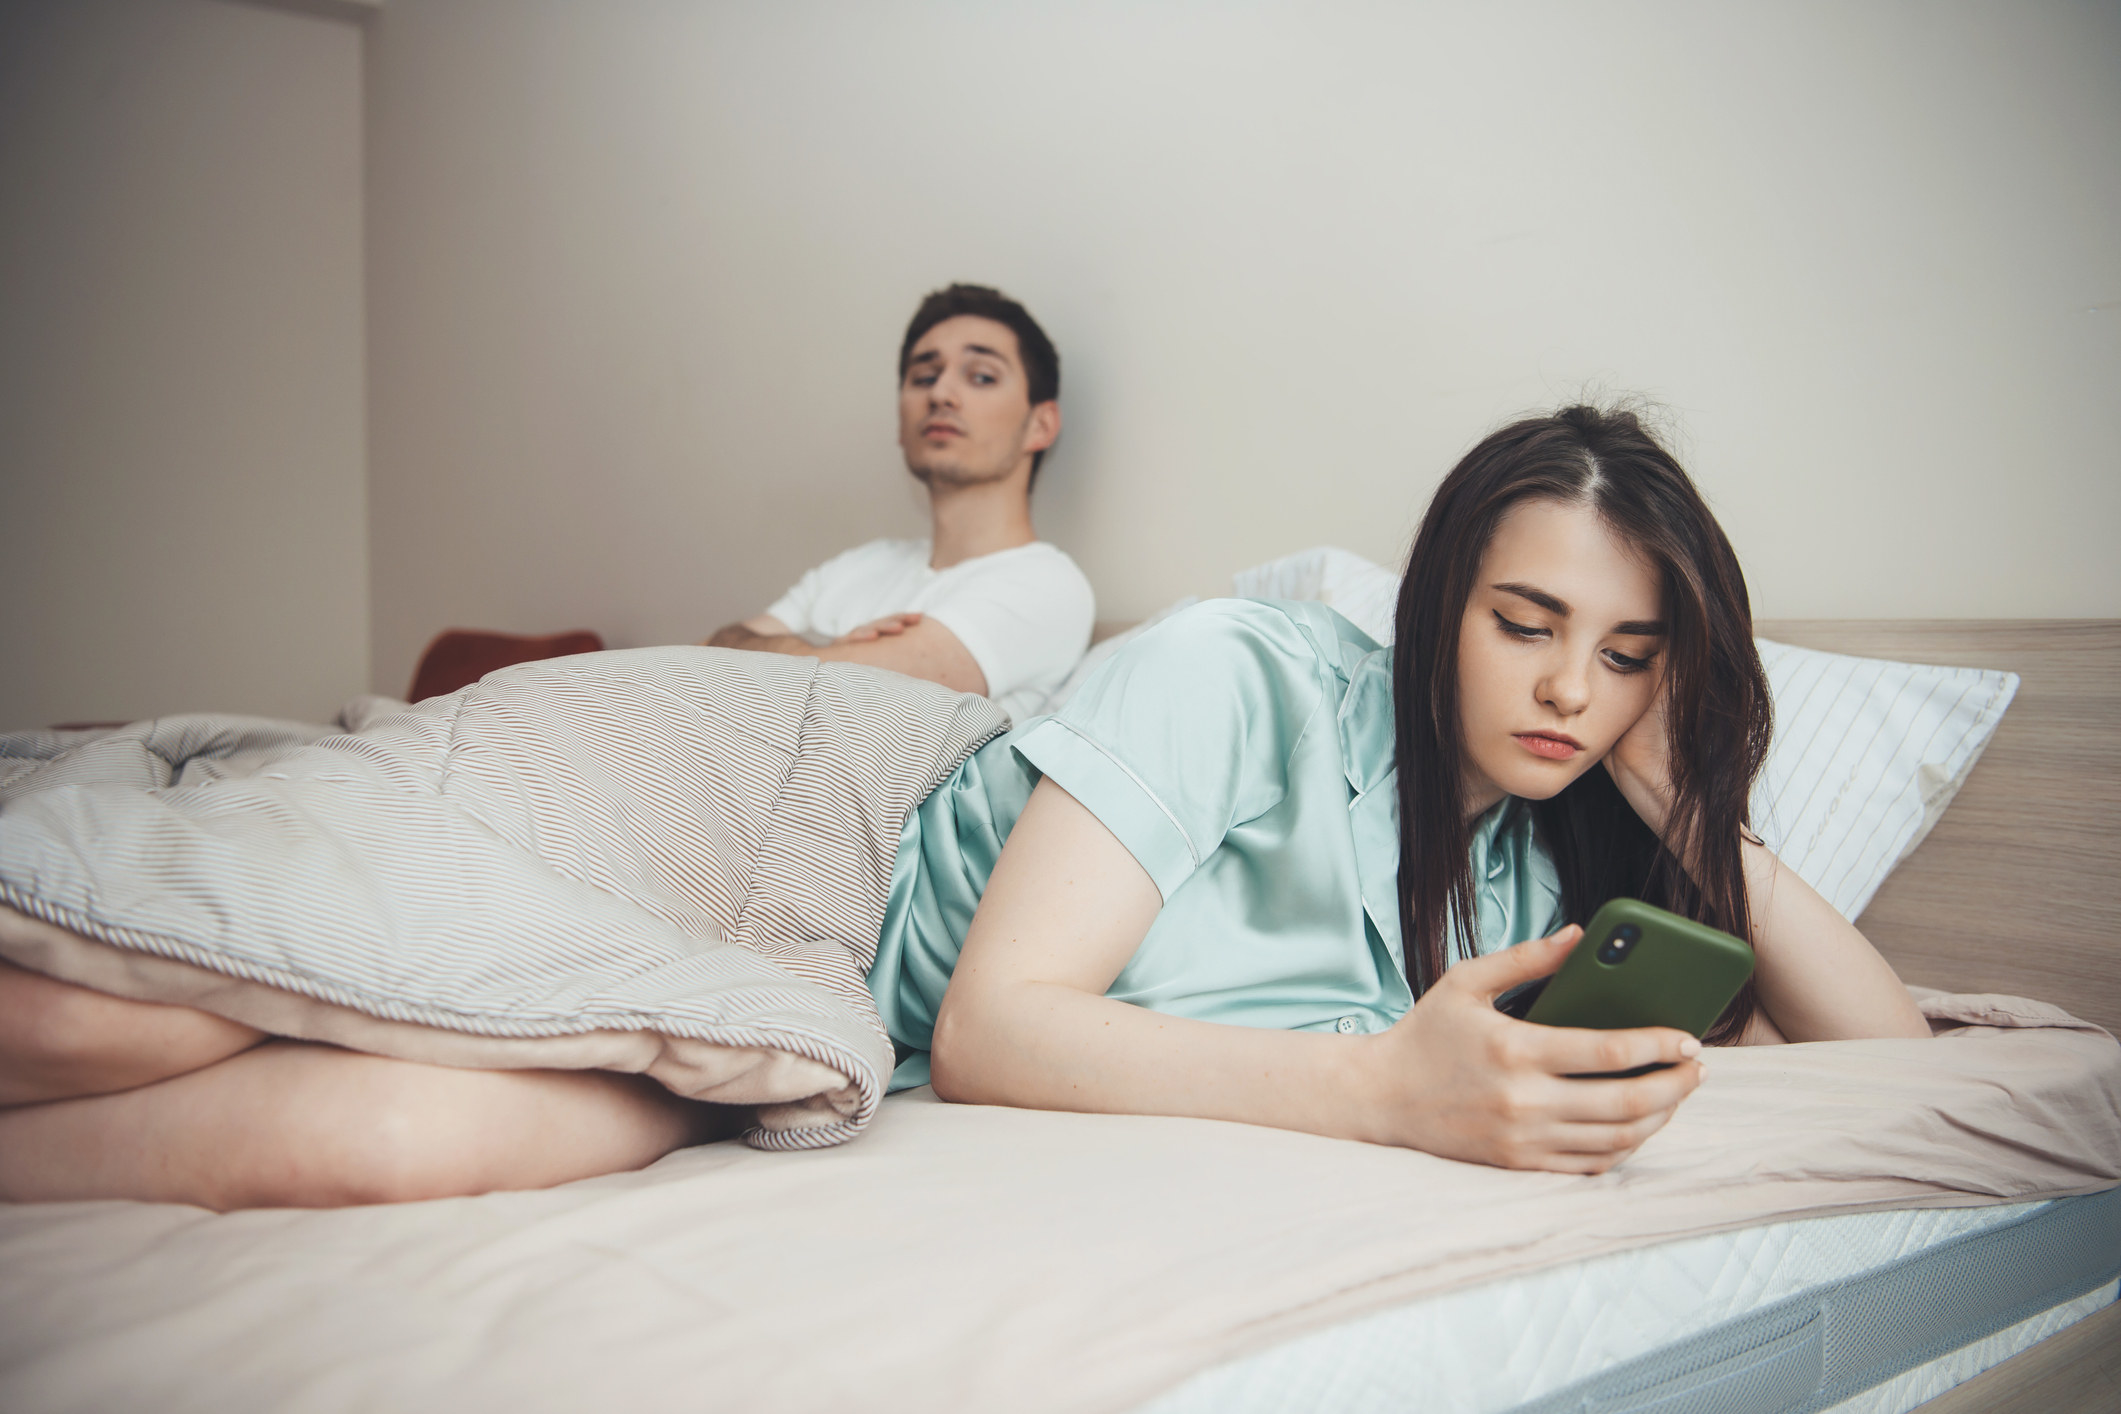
[1336,1016,1359,1034]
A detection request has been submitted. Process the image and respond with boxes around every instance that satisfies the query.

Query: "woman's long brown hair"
[1391,405,1772,1043]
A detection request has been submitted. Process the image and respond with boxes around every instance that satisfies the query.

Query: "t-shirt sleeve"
[761,564,825,637]
[765,540,894,638]
[918,548,1095,708]
[1009,600,1327,901]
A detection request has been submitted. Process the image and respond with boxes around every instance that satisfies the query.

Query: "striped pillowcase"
[1751,640,2019,920]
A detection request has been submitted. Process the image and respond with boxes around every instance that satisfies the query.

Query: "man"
[707,284,1094,722]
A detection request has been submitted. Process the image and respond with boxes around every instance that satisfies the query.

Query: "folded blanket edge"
[0,899,877,1144]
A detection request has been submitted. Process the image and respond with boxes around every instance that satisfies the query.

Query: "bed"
[0,617,2115,1414]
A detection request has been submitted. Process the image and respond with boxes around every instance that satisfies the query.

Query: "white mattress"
[1138,1199,2110,1413]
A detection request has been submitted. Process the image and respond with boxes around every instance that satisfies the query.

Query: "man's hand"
[704,615,796,650]
[702,611,987,697]
[834,612,924,644]
[1361,926,1703,1173]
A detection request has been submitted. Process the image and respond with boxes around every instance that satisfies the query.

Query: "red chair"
[407,629,605,702]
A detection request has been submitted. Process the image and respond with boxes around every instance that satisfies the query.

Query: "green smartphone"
[1514,898,1754,1043]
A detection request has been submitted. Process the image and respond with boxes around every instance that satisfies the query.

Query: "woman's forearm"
[936,927,1706,1167]
[1740,840,1931,1042]
[933,781,1704,1169]
[931,977,1381,1138]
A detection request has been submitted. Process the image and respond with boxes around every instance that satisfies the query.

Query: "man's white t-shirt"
[763,538,1096,723]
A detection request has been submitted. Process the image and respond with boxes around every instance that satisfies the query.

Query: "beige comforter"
[1,992,2116,1413]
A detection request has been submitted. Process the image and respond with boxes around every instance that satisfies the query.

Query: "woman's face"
[1455,497,1667,816]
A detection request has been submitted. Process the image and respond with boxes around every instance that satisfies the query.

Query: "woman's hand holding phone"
[1364,926,1703,1174]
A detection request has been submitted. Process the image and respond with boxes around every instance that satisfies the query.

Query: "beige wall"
[0,0,369,730]
[12,3,2111,713]
[366,1,2120,694]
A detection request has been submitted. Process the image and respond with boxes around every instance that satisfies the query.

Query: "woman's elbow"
[927,1003,976,1103]
[927,996,1013,1105]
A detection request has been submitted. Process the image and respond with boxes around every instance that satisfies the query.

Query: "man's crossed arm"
[705,613,988,697]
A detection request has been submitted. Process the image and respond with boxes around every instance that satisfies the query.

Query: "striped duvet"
[0,648,1007,1149]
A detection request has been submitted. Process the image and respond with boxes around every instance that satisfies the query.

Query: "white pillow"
[1750,640,2017,920]
[1230,546,1400,645]
[1225,546,2019,921]
[1037,597,1199,714]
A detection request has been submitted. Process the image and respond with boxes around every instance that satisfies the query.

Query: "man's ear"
[1023,400,1062,455]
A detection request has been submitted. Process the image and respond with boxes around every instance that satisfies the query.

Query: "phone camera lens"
[1596,923,1639,966]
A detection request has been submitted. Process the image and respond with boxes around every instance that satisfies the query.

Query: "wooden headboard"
[1756,621,2120,1037]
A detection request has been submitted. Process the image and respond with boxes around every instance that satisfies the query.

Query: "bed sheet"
[2,992,2116,1414]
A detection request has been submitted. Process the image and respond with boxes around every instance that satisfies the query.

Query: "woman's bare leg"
[0,1039,728,1209]
[0,959,264,1106]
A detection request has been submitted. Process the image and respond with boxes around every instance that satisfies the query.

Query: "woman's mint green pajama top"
[869,599,1566,1091]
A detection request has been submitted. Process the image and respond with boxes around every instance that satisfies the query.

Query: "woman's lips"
[1514,733,1581,761]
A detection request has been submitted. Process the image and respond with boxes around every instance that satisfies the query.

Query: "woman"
[0,406,1930,1207]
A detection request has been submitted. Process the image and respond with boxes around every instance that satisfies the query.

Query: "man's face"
[898,315,1058,488]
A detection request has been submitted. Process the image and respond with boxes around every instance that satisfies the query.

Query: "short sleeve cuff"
[921,606,1003,701]
[1011,718,1199,901]
[761,593,806,636]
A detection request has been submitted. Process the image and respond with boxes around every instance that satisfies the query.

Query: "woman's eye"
[1493,612,1545,641]
[1603,648,1655,673]
[971,371,996,386]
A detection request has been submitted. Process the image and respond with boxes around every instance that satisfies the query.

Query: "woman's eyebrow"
[1495,583,1665,636]
[1494,582,1569,616]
